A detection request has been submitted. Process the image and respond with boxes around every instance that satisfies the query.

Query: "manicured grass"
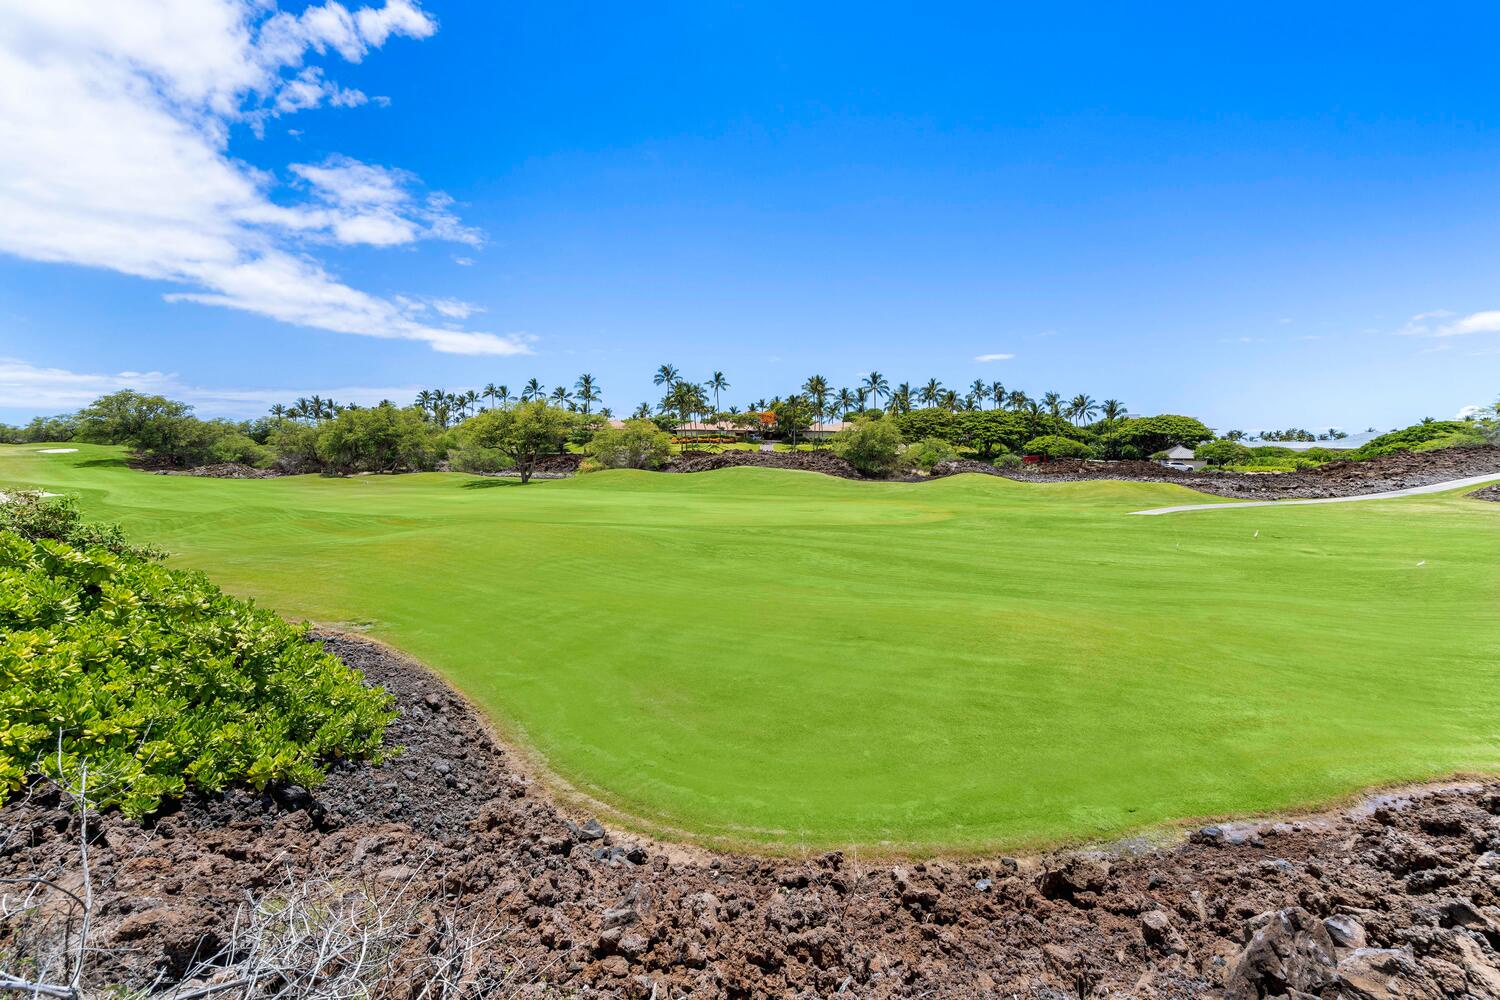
[4,443,1499,852]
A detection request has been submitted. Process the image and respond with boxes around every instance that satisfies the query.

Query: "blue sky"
[2,1,1498,430]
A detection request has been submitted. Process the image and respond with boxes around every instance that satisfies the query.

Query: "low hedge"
[0,530,396,816]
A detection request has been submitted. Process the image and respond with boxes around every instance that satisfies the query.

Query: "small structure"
[802,421,850,441]
[672,420,752,441]
[1161,445,1206,471]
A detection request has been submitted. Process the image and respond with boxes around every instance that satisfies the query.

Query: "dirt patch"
[1471,484,1500,502]
[666,448,866,479]
[6,633,1500,997]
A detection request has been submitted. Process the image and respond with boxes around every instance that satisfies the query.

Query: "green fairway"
[5,444,1500,852]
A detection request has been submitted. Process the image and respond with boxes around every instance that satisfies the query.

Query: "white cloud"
[0,358,421,417]
[973,353,1015,362]
[288,156,483,247]
[0,0,524,356]
[1457,404,1493,420]
[1396,308,1500,339]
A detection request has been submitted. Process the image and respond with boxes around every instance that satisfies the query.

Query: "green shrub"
[1194,440,1252,467]
[0,494,163,561]
[315,404,439,475]
[1023,435,1094,459]
[1350,420,1471,460]
[905,437,958,471]
[0,531,395,816]
[589,419,673,469]
[992,453,1022,469]
[832,417,904,475]
[448,444,508,473]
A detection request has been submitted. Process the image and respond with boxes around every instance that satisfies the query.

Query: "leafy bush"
[905,437,958,471]
[0,493,164,561]
[992,452,1022,469]
[1098,415,1213,458]
[1023,435,1095,459]
[1194,440,1252,467]
[269,421,323,473]
[453,401,575,484]
[315,404,439,475]
[448,444,508,473]
[832,416,904,475]
[590,419,673,469]
[1350,420,1471,460]
[0,530,395,816]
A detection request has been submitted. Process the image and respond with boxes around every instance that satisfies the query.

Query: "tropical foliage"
[0,528,395,816]
[587,418,673,470]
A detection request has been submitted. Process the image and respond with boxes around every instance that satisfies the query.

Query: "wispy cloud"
[1397,308,1500,339]
[973,353,1015,362]
[0,1,527,356]
[0,358,420,417]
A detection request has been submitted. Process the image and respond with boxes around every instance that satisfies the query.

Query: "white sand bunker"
[37,448,78,454]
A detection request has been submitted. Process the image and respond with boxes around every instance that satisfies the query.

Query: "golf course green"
[4,443,1499,853]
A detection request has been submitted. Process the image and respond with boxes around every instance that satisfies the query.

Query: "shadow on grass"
[76,458,129,469]
[459,478,527,490]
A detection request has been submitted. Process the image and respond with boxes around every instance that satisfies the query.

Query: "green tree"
[862,371,890,411]
[832,415,903,475]
[456,401,575,484]
[315,404,439,475]
[574,373,601,414]
[771,395,816,445]
[708,371,730,413]
[1024,434,1094,459]
[588,418,673,469]
[74,390,198,463]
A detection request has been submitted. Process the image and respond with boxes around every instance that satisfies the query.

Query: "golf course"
[4,443,1499,853]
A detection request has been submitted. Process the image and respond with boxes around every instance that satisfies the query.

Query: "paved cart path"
[1129,472,1500,516]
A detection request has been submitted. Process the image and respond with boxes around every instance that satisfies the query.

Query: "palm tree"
[707,371,730,414]
[483,383,500,411]
[496,384,512,408]
[269,403,288,423]
[1041,391,1062,418]
[1099,399,1126,425]
[550,386,573,407]
[574,373,600,414]
[802,375,830,424]
[1023,400,1044,439]
[521,378,544,402]
[940,389,960,411]
[1006,389,1029,411]
[463,389,480,417]
[834,387,856,417]
[653,364,679,389]
[969,379,987,407]
[919,379,943,408]
[862,371,890,412]
[891,382,913,414]
[989,381,1005,410]
[1069,394,1098,426]
[1225,429,1247,442]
